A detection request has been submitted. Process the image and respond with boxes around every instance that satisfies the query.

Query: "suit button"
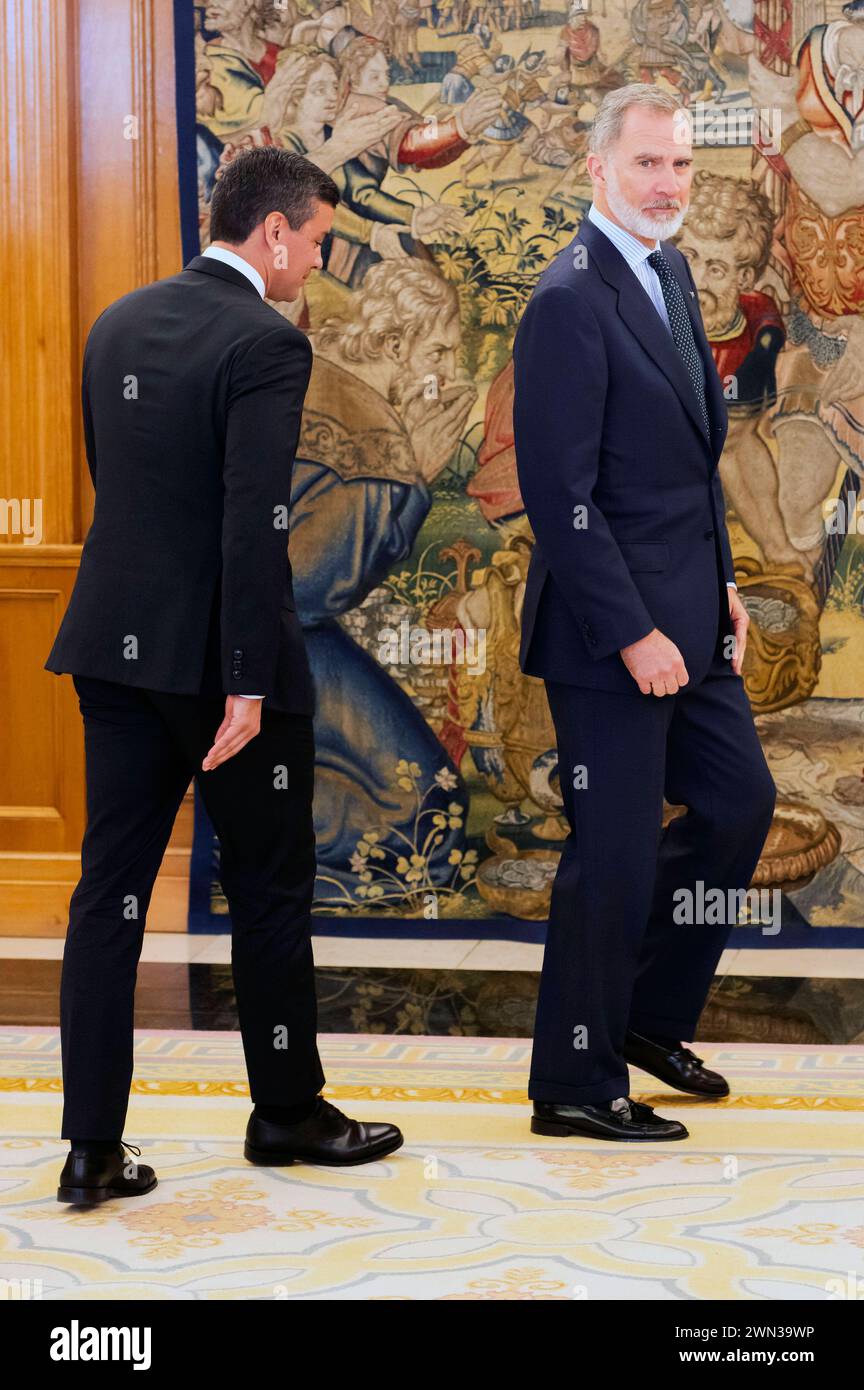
[232,648,243,658]
[704,529,715,539]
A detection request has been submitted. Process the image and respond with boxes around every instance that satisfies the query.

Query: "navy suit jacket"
[513,214,736,693]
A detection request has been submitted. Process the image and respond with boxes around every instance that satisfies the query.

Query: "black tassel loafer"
[244,1097,404,1166]
[531,1097,689,1142]
[623,1030,730,1098]
[57,1142,157,1205]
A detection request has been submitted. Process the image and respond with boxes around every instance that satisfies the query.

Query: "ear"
[263,211,286,248]
[382,332,402,363]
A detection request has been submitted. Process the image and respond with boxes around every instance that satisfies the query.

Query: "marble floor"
[2,937,864,1042]
[2,932,864,977]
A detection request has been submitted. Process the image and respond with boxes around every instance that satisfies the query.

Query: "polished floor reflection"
[1,936,863,1042]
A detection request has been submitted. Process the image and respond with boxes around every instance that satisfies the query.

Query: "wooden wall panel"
[0,0,186,934]
[77,0,182,533]
[0,550,83,853]
[0,0,78,544]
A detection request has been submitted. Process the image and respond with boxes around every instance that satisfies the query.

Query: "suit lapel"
[574,218,719,469]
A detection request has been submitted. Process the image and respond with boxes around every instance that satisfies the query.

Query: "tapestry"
[177,0,864,937]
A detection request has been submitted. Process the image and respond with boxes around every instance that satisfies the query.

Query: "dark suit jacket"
[513,215,736,693]
[45,255,315,715]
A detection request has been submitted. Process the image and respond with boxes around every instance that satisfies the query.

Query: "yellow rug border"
[2,1078,863,1109]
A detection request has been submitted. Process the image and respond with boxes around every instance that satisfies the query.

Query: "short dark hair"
[209,147,339,244]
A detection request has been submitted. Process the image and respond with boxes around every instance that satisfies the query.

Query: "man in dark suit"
[514,85,777,1142]
[46,148,403,1204]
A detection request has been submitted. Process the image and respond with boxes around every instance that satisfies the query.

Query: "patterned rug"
[1,1030,863,1300]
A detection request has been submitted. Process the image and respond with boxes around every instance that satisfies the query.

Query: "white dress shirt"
[202,244,267,695]
[585,204,736,591]
[202,243,266,298]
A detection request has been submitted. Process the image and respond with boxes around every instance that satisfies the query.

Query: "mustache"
[699,287,739,315]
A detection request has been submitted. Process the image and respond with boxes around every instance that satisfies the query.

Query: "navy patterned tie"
[647,249,710,437]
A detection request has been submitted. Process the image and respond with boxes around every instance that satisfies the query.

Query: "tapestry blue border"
[173,0,201,265]
[188,787,863,946]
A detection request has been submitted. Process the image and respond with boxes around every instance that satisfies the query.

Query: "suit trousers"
[60,675,325,1138]
[529,636,777,1105]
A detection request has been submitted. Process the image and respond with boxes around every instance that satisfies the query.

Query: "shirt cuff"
[726,582,737,589]
[237,694,264,699]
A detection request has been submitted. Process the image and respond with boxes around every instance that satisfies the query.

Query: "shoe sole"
[56,1176,158,1205]
[530,1118,688,1142]
[244,1134,404,1167]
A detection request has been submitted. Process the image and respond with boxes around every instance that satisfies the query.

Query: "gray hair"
[587,83,686,159]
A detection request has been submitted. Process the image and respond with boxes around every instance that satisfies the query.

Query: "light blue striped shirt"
[586,203,671,335]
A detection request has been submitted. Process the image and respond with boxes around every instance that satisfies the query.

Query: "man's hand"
[404,381,477,483]
[620,627,689,696]
[459,87,504,139]
[369,221,412,259]
[319,106,403,172]
[410,202,466,240]
[728,586,749,676]
[820,314,864,403]
[202,695,262,771]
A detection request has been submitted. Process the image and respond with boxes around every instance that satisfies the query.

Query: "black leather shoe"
[624,1030,730,1098]
[57,1142,157,1205]
[531,1097,688,1142]
[244,1098,404,1166]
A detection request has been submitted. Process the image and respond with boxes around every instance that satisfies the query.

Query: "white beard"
[605,164,687,241]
